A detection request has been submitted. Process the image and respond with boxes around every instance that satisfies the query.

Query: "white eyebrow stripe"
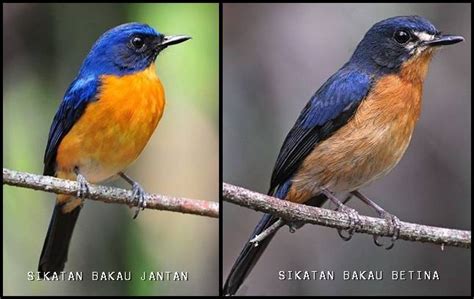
[414,31,435,42]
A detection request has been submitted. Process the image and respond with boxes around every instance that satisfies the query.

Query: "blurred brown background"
[223,3,470,296]
[3,3,218,296]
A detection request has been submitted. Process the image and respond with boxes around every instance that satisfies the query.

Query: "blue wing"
[269,66,372,195]
[43,76,100,176]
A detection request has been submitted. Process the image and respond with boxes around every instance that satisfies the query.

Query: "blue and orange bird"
[223,16,463,295]
[38,23,190,275]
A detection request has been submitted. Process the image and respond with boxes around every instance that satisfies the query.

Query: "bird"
[223,15,463,295]
[38,22,190,276]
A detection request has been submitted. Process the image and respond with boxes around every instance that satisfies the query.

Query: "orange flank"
[56,63,165,190]
[286,51,434,204]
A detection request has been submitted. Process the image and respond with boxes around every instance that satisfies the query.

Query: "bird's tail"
[38,200,81,277]
[223,212,279,296]
[223,193,328,295]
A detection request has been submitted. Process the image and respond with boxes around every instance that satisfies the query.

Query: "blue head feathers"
[350,16,462,73]
[77,22,190,77]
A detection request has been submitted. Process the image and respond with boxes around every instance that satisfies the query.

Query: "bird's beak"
[159,35,191,47]
[423,34,464,47]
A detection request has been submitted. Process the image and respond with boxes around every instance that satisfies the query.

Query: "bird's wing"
[269,68,372,194]
[43,76,100,176]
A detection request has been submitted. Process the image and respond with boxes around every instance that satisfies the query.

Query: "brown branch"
[222,182,471,249]
[3,168,218,218]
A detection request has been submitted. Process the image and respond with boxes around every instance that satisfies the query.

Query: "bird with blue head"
[352,16,463,72]
[79,22,189,76]
[39,22,190,277]
[223,15,463,296]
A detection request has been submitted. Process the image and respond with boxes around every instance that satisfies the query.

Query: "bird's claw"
[336,205,361,241]
[76,173,90,199]
[337,229,353,241]
[130,182,147,219]
[373,212,400,250]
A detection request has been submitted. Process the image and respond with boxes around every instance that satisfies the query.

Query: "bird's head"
[351,16,463,72]
[79,22,190,76]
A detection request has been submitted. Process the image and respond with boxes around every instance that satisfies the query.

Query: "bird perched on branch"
[223,15,463,295]
[38,23,190,276]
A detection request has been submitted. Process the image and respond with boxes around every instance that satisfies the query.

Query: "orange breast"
[56,64,165,183]
[287,52,433,203]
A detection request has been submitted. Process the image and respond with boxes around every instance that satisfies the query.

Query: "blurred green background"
[223,3,470,296]
[3,3,218,296]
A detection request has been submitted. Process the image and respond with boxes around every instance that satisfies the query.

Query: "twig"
[3,168,219,218]
[249,218,285,245]
[222,182,471,249]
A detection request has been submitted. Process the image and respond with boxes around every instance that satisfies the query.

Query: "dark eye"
[131,37,145,49]
[393,30,411,44]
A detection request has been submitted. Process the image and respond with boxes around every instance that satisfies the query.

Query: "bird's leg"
[351,190,400,250]
[249,218,285,247]
[74,166,90,201]
[321,189,361,241]
[329,193,353,208]
[119,172,147,219]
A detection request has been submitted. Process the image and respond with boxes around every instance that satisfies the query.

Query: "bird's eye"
[393,30,411,44]
[131,37,145,49]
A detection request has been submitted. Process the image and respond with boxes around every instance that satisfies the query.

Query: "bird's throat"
[399,50,434,84]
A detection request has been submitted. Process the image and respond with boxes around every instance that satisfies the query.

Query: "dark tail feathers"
[223,213,279,295]
[38,204,81,277]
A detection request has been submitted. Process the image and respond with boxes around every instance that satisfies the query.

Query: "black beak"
[160,35,191,47]
[423,34,464,47]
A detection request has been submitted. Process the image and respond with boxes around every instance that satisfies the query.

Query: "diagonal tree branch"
[222,182,471,249]
[3,168,218,218]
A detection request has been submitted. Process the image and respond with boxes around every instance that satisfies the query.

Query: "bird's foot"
[76,172,90,199]
[373,211,401,250]
[322,189,361,241]
[350,190,400,250]
[336,204,361,241]
[118,172,148,219]
[130,182,147,219]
